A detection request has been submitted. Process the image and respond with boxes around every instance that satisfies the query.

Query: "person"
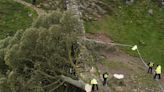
[91,78,98,92]
[147,62,154,74]
[154,65,161,79]
[32,0,36,5]
[103,72,108,86]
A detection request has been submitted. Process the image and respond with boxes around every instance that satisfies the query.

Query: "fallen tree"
[0,11,91,92]
[61,75,91,92]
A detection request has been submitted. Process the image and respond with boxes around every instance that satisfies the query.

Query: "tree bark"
[61,75,91,92]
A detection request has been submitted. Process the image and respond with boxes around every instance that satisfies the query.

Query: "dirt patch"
[97,47,162,92]
[86,33,113,43]
[86,33,164,92]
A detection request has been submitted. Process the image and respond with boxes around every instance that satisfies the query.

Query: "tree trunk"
[61,75,92,92]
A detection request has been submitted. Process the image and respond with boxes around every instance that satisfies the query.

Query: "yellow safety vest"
[155,65,161,74]
[149,62,154,67]
[91,79,98,85]
[104,74,108,78]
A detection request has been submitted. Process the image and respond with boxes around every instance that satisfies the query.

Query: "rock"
[28,13,33,17]
[148,9,153,16]
[96,5,106,15]
[162,1,164,5]
[125,0,134,5]
[78,0,113,20]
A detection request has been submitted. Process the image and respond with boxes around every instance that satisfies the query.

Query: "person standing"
[91,78,98,92]
[147,62,154,74]
[103,72,108,86]
[154,65,161,79]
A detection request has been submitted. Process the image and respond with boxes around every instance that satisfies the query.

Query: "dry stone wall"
[65,0,85,35]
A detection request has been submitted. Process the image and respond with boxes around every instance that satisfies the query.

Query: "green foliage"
[32,11,62,28]
[0,0,37,39]
[0,77,12,92]
[24,0,65,10]
[0,11,82,92]
[0,37,11,75]
[33,11,82,34]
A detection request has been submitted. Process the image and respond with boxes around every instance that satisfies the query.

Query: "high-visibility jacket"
[149,62,154,67]
[155,65,161,74]
[104,74,108,78]
[91,78,98,85]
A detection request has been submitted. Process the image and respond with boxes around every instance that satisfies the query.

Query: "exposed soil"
[87,33,164,92]
[86,33,113,43]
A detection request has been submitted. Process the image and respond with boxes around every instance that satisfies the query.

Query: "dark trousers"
[148,67,153,74]
[154,73,161,79]
[92,84,98,92]
[32,0,36,5]
[103,78,107,86]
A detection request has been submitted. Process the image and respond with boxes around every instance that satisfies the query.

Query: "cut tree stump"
[61,75,92,92]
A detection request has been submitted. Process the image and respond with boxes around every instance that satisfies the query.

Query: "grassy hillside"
[24,0,42,4]
[85,0,164,66]
[23,0,64,10]
[0,0,37,39]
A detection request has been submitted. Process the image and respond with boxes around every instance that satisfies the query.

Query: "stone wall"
[65,0,85,35]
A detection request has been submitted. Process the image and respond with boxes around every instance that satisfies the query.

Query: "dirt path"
[14,0,46,16]
[86,33,164,92]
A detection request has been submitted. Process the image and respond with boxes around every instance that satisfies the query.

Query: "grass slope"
[85,0,164,66]
[24,0,42,4]
[0,0,37,39]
